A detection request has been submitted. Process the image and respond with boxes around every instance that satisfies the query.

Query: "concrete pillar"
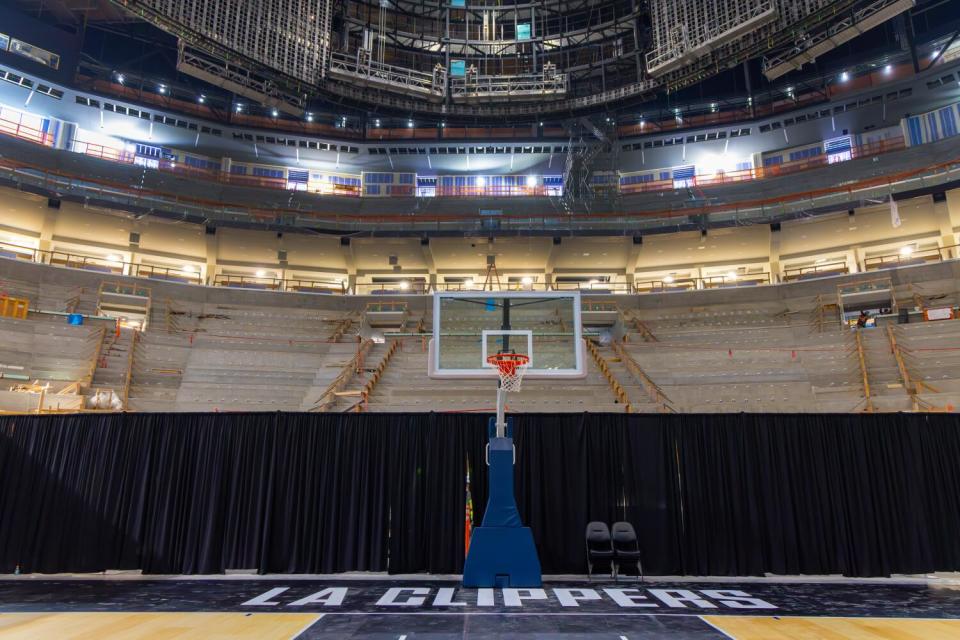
[768,226,782,283]
[848,248,862,273]
[205,229,219,286]
[936,192,959,257]
[38,208,56,254]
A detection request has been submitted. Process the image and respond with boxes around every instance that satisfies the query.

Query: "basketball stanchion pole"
[461,352,542,588]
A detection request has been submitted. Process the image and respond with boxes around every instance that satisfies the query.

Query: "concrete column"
[768,226,782,283]
[205,229,219,286]
[38,208,56,254]
[936,192,959,257]
[848,248,862,273]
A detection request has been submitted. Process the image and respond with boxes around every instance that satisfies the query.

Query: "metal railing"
[863,245,959,270]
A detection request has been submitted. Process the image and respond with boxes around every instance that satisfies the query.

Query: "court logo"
[242,586,777,611]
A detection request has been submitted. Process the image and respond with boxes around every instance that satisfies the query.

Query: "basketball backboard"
[430,291,585,378]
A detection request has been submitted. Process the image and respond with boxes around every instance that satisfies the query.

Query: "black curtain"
[2,411,959,577]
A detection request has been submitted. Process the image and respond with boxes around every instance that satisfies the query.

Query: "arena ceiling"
[11,0,960,122]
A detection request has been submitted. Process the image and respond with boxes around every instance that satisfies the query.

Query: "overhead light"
[116,74,125,85]
[181,264,196,273]
[235,104,243,113]
[374,119,381,127]
[725,271,738,281]
[106,254,122,263]
[255,269,267,277]
[158,84,166,94]
[521,276,533,285]
[465,278,475,288]
[663,275,675,284]
[440,122,446,128]
[525,175,537,187]
[306,113,314,122]
[399,280,410,290]
[198,95,206,104]
[476,176,486,187]
[407,120,414,128]
[884,64,892,74]
[839,71,850,82]
[271,109,279,118]
[899,245,914,256]
[539,121,544,126]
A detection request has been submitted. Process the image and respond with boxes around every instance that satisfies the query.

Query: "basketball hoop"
[487,352,530,393]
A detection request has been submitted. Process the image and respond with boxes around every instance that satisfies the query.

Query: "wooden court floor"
[0,612,322,640]
[705,616,960,639]
[0,612,959,639]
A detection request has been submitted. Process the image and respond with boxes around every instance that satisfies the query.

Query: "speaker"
[277,249,287,262]
[486,254,496,266]
[205,225,217,236]
[898,308,910,324]
[632,235,643,245]
[770,222,781,232]
[47,198,60,209]
[933,191,947,203]
[128,232,141,247]
[340,237,350,247]
[388,255,399,266]
[420,237,430,246]
[848,209,855,218]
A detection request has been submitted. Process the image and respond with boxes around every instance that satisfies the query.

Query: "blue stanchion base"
[462,526,542,588]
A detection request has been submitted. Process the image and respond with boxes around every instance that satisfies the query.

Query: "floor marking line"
[698,616,738,639]
[290,613,324,639]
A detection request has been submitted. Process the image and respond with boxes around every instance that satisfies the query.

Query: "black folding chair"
[611,521,643,582]
[584,521,614,581]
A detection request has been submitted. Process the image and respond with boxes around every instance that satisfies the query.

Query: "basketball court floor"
[1,576,959,639]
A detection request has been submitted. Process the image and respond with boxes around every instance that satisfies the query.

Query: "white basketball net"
[489,354,529,393]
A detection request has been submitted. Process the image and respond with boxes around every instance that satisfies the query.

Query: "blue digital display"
[451,60,466,76]
[451,0,465,7]
[516,23,531,40]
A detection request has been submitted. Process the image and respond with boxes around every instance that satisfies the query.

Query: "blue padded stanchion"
[462,417,542,588]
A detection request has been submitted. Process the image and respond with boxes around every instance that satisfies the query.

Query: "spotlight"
[465,278,475,288]
[306,113,314,122]
[271,109,279,118]
[839,71,850,82]
[182,265,196,273]
[198,95,206,104]
[663,275,675,284]
[374,119,381,127]
[116,74,125,85]
[235,104,243,113]
[399,280,410,290]
[158,84,167,94]
[476,176,486,187]
[408,120,414,128]
[106,254,122,263]
[255,269,267,277]
[725,271,738,281]
[884,64,892,74]
[899,245,914,257]
[521,276,533,285]
[525,175,537,187]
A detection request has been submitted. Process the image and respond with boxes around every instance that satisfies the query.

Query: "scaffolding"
[125,0,332,83]
[646,0,777,76]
